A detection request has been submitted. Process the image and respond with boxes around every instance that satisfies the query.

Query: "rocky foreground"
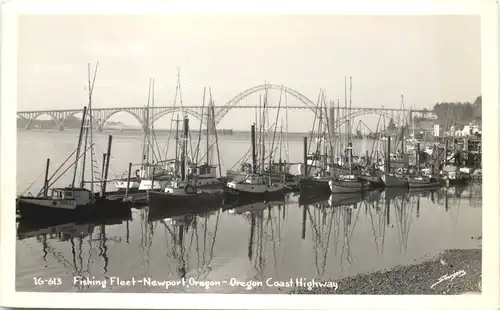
[291,249,481,295]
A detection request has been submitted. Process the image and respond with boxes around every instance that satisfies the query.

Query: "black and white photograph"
[1,0,498,309]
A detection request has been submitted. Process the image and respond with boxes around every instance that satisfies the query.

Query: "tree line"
[412,95,481,129]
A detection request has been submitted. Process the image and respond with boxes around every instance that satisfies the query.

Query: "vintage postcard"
[1,0,498,309]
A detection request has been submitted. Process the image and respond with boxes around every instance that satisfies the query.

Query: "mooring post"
[100,153,107,197]
[125,162,132,198]
[43,158,50,197]
[101,135,113,196]
[301,206,307,240]
[303,137,308,178]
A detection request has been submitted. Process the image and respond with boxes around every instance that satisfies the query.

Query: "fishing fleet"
[16,69,482,228]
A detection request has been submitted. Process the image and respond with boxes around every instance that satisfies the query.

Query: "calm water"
[15,130,482,293]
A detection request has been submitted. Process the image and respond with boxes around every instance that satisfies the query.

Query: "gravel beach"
[291,248,482,295]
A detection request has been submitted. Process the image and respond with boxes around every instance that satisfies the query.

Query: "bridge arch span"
[24,112,60,129]
[152,108,203,128]
[215,84,317,124]
[100,110,144,130]
[332,109,407,133]
[59,110,101,129]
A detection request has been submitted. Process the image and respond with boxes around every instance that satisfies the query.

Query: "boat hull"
[408,177,442,188]
[223,185,289,203]
[299,177,330,194]
[381,174,408,187]
[357,175,384,187]
[114,180,141,190]
[226,170,297,184]
[16,198,131,225]
[329,179,369,193]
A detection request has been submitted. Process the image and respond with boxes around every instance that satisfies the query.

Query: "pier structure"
[18,84,430,132]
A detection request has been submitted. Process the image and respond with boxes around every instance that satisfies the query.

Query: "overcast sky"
[17,15,481,131]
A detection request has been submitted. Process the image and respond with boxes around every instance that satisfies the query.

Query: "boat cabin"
[51,187,92,205]
[187,163,217,178]
[306,152,323,163]
[243,174,264,184]
[164,180,196,194]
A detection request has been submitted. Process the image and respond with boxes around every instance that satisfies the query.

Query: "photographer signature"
[430,270,466,289]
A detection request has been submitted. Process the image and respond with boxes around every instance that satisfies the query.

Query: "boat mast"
[71,105,87,188]
[210,98,222,177]
[251,124,257,174]
[206,91,210,166]
[174,115,180,176]
[181,116,189,181]
[348,76,353,174]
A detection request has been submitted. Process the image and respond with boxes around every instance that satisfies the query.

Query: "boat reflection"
[17,214,131,291]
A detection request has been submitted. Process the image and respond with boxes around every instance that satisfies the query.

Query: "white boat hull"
[114,181,141,190]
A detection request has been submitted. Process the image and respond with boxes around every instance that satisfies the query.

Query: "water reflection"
[16,184,481,293]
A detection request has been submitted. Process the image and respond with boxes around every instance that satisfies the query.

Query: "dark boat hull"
[382,174,408,187]
[16,198,131,226]
[357,175,384,188]
[299,177,330,194]
[223,186,289,203]
[329,179,370,193]
[408,177,442,188]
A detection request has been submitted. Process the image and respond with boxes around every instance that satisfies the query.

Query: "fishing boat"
[329,174,370,193]
[298,176,330,194]
[297,151,326,177]
[226,162,296,185]
[407,175,442,188]
[17,64,130,222]
[380,136,409,187]
[148,112,225,211]
[225,173,289,201]
[225,123,290,202]
[114,80,176,191]
[357,170,384,188]
[381,173,408,187]
[17,187,127,222]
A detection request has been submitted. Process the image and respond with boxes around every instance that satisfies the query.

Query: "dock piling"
[303,137,308,178]
[43,158,50,198]
[101,135,113,197]
[125,162,132,198]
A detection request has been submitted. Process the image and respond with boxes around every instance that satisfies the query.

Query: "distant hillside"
[17,115,124,129]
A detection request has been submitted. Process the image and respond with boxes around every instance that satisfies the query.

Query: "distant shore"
[290,245,482,295]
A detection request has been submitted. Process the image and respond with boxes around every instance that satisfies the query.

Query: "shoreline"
[290,248,481,295]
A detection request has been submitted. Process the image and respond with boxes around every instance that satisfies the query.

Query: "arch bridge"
[17,84,430,131]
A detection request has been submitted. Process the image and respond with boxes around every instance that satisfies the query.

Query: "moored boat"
[357,173,384,188]
[17,187,130,223]
[298,176,330,194]
[381,173,408,187]
[329,174,370,193]
[407,175,442,188]
[225,173,289,201]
